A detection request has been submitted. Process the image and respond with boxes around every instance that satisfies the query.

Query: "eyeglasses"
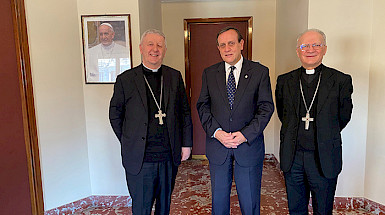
[297,43,325,51]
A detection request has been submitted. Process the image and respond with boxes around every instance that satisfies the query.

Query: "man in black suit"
[109,29,193,215]
[196,27,274,215]
[275,29,353,215]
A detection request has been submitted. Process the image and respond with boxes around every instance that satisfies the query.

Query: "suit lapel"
[134,66,148,112]
[232,60,252,111]
[316,67,335,115]
[215,62,230,111]
[162,65,171,110]
[288,69,301,117]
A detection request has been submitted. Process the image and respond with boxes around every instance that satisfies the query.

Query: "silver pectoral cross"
[301,112,314,130]
[155,109,166,125]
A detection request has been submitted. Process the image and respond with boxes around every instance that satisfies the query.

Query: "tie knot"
[230,66,236,72]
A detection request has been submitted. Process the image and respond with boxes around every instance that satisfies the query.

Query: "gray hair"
[297,28,327,46]
[140,29,167,47]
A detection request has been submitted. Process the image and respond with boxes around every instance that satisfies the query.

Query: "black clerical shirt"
[297,64,323,151]
[142,65,171,162]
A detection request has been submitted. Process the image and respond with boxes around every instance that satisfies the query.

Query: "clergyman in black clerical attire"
[109,29,193,215]
[275,29,353,215]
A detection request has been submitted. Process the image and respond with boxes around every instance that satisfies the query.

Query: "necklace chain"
[299,72,322,113]
[143,75,163,111]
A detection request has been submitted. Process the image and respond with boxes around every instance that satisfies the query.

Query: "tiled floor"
[78,159,371,215]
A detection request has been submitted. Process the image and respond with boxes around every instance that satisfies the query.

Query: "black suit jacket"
[196,59,274,166]
[275,64,353,178]
[109,64,193,175]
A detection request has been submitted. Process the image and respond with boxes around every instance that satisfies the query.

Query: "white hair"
[297,28,326,45]
[140,29,167,47]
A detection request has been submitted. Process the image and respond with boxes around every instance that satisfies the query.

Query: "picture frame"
[81,14,133,84]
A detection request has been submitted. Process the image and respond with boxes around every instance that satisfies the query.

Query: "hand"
[230,132,247,146]
[181,147,192,161]
[215,130,238,148]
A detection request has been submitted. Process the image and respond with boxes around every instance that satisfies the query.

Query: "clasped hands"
[215,130,246,148]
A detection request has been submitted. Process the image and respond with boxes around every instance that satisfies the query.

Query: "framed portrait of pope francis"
[81,14,133,84]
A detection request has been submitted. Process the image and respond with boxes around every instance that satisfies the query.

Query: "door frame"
[11,0,44,213]
[184,17,253,102]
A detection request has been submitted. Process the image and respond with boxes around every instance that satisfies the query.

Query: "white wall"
[24,0,92,210]
[25,0,143,210]
[161,0,277,153]
[77,0,142,196]
[308,0,372,197]
[139,0,163,34]
[274,0,308,159]
[365,0,385,206]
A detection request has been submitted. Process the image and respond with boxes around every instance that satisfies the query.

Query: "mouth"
[150,53,159,57]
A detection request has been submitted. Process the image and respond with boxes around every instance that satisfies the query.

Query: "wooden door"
[0,0,44,214]
[184,17,253,156]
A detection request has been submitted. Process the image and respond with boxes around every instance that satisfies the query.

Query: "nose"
[224,44,231,52]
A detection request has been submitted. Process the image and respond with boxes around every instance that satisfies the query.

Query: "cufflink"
[244,74,248,79]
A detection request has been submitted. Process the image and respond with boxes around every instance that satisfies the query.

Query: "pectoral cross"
[155,109,166,125]
[302,112,314,130]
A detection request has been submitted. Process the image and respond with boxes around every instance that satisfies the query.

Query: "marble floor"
[77,159,372,215]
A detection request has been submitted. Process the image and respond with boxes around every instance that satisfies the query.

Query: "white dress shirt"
[225,55,243,88]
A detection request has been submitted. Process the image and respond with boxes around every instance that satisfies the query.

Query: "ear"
[323,46,327,56]
[240,39,244,50]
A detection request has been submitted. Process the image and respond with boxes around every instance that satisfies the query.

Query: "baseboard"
[44,154,385,215]
[191,154,207,160]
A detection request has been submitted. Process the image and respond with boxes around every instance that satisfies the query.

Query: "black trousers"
[284,150,338,215]
[125,160,178,215]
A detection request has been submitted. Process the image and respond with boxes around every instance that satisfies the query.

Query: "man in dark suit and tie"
[275,29,353,215]
[109,29,193,215]
[196,27,274,215]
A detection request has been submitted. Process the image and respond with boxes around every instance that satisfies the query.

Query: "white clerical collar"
[143,63,160,72]
[225,55,243,72]
[306,69,315,75]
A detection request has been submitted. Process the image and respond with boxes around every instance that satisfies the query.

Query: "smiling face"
[98,25,115,46]
[140,33,166,69]
[217,29,244,66]
[296,31,327,69]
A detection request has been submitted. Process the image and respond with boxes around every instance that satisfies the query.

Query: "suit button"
[230,118,233,122]
[142,137,145,140]
[144,123,147,126]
